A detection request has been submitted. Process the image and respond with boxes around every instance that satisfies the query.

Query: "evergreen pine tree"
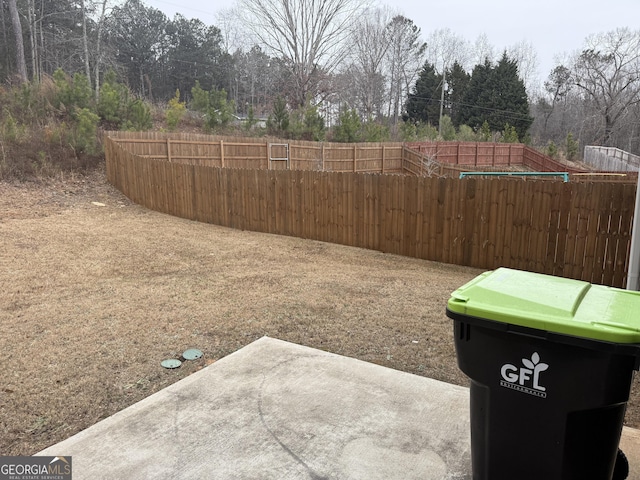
[488,53,532,140]
[404,62,442,126]
[457,59,493,130]
[457,54,533,140]
[447,61,470,127]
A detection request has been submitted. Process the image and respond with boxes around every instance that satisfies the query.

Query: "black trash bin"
[446,268,640,480]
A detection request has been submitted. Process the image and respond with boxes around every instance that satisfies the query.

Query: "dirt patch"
[1,167,639,455]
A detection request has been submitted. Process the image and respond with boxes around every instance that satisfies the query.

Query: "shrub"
[190,81,210,113]
[458,124,478,142]
[439,115,456,141]
[123,99,153,131]
[205,88,234,130]
[289,103,325,141]
[399,121,418,141]
[166,90,186,131]
[361,120,390,142]
[243,105,258,132]
[53,69,93,116]
[479,121,492,142]
[566,132,579,161]
[1,112,27,143]
[73,108,100,154]
[417,122,439,141]
[266,97,289,135]
[98,70,129,126]
[501,123,519,143]
[333,108,361,142]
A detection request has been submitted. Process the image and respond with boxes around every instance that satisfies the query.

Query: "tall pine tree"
[488,53,532,139]
[457,59,493,131]
[404,62,442,126]
[447,61,470,128]
[457,53,532,140]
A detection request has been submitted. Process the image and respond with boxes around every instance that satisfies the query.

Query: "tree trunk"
[0,0,9,74]
[81,0,91,83]
[94,0,108,101]
[27,0,38,81]
[7,0,27,82]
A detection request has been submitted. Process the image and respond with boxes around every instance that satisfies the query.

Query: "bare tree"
[347,7,393,118]
[384,15,425,127]
[470,33,495,70]
[238,0,368,108]
[81,0,92,82]
[216,7,251,53]
[507,39,540,97]
[93,0,112,100]
[7,0,27,82]
[573,28,640,146]
[540,64,573,137]
[425,28,469,74]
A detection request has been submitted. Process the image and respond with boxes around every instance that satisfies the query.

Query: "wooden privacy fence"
[106,131,565,178]
[105,131,407,174]
[106,135,637,288]
[407,141,587,173]
[584,146,640,172]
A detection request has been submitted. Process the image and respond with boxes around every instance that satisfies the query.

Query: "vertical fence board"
[546,183,565,276]
[530,181,552,274]
[609,183,629,287]
[554,184,573,278]
[487,179,500,265]
[570,182,594,281]
[462,179,477,266]
[434,178,448,263]
[583,182,603,284]
[619,184,637,287]
[476,179,492,268]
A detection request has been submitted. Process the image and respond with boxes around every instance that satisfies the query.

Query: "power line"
[409,94,532,121]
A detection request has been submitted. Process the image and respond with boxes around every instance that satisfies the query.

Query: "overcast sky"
[144,0,639,83]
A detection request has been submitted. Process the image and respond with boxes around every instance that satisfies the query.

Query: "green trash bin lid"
[448,267,640,344]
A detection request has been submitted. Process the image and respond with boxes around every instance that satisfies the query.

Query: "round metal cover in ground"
[183,348,203,360]
[161,359,182,369]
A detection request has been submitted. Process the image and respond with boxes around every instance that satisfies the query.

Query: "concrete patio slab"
[37,337,640,479]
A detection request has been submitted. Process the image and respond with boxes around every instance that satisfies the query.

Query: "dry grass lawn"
[1,167,639,456]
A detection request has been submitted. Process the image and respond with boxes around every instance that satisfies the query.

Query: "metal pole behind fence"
[627,173,640,291]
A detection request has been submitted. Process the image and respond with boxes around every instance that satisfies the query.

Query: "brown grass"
[1,166,639,456]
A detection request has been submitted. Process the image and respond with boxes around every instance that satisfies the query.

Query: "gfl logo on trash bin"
[500,352,549,399]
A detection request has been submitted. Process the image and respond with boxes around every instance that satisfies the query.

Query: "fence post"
[382,146,386,174]
[354,145,357,172]
[322,143,325,171]
[220,140,225,167]
[167,138,172,162]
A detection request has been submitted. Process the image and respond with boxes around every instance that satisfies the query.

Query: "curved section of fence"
[105,133,637,288]
[407,141,588,174]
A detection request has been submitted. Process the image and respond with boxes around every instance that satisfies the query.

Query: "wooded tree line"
[1,0,639,155]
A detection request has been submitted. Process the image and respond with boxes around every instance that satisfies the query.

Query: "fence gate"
[268,143,290,170]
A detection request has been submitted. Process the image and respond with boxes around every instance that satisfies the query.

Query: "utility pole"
[438,65,446,137]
